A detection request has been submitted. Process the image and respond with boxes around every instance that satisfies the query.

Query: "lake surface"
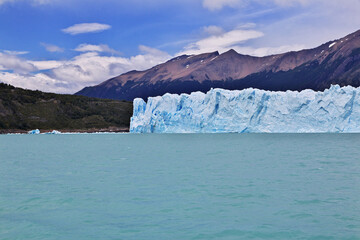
[0,134,360,239]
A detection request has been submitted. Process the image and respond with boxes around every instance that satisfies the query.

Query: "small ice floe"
[28,129,40,134]
[186,64,189,69]
[329,42,337,48]
[45,130,61,134]
[200,60,204,63]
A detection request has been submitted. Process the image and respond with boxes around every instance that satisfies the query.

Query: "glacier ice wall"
[130,85,360,133]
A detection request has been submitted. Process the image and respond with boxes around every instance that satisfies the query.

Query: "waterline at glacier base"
[130,85,360,133]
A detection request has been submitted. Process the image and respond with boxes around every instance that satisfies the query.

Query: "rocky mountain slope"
[76,29,360,101]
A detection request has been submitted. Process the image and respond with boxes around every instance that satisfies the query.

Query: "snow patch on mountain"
[329,42,337,48]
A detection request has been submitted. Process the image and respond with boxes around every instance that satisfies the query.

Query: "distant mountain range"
[76,29,360,101]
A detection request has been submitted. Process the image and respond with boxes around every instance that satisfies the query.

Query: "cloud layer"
[202,0,240,11]
[41,43,64,53]
[179,28,264,55]
[74,44,120,55]
[62,23,111,35]
[0,45,171,94]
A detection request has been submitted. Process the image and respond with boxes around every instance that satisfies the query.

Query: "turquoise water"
[0,134,360,239]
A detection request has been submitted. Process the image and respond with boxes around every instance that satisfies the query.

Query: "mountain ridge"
[76,29,360,101]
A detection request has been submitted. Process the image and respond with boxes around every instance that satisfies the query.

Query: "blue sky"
[0,0,359,93]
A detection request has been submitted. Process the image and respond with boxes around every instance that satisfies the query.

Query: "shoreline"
[0,127,130,135]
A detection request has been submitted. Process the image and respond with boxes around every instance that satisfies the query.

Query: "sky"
[0,0,359,94]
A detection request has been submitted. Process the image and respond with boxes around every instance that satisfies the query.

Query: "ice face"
[130,85,360,133]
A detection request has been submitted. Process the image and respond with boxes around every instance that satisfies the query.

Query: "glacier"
[130,85,360,133]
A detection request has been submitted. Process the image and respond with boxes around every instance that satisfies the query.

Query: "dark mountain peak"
[187,51,219,61]
[203,50,220,57]
[213,50,220,56]
[222,49,238,56]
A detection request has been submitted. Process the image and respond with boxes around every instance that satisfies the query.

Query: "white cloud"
[233,44,306,57]
[41,43,64,53]
[74,44,120,55]
[32,0,53,4]
[178,25,307,57]
[237,23,257,29]
[0,71,70,93]
[29,60,65,70]
[201,0,360,11]
[62,23,111,35]
[202,0,240,11]
[179,28,264,55]
[0,52,37,74]
[0,0,54,6]
[3,50,29,55]
[272,0,314,6]
[0,45,171,94]
[0,0,16,5]
[139,45,170,58]
[203,25,224,36]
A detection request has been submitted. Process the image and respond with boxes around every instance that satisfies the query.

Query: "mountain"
[0,83,132,133]
[76,29,360,101]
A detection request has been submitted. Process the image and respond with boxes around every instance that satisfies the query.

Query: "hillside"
[0,84,132,133]
[76,29,360,101]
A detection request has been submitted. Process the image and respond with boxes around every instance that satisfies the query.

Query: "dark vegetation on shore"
[0,83,133,133]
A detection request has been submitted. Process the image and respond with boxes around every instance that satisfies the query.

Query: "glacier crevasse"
[130,85,360,133]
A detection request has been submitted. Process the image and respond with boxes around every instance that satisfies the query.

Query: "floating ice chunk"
[28,129,40,134]
[130,85,360,133]
[45,130,61,134]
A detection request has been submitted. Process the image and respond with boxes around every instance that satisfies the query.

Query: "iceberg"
[28,129,40,134]
[130,85,360,133]
[45,130,61,134]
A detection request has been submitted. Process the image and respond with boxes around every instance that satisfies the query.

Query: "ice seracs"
[130,85,360,133]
